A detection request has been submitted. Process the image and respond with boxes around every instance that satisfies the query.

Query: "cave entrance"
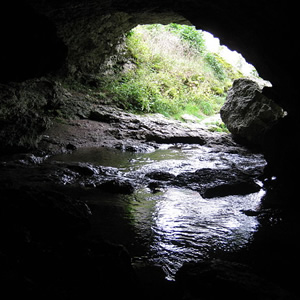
[87,25,274,280]
[104,23,270,130]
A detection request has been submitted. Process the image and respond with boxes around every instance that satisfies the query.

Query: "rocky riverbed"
[37,103,234,154]
[0,106,298,299]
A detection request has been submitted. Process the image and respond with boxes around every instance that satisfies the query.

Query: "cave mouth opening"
[104,23,271,128]
[0,4,298,298]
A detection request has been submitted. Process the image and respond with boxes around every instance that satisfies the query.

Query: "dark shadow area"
[0,2,67,83]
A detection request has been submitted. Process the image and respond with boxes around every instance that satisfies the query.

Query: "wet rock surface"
[0,109,298,299]
[174,168,261,198]
[176,259,297,300]
[0,144,264,198]
[0,184,137,299]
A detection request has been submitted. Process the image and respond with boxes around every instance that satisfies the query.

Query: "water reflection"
[50,144,266,175]
[50,145,267,280]
[130,187,265,280]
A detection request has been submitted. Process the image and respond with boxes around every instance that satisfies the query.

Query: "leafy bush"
[204,52,226,80]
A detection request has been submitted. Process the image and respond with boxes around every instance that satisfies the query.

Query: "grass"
[91,24,244,123]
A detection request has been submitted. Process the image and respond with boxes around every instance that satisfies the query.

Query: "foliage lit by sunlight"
[101,24,265,123]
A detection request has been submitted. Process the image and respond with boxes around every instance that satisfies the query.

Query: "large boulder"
[220,79,284,145]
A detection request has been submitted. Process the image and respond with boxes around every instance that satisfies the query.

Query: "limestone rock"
[96,178,135,194]
[0,78,68,151]
[220,79,284,145]
[145,170,176,181]
[174,168,261,198]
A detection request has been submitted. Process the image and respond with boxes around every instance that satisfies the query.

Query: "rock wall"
[24,1,188,79]
[0,79,67,151]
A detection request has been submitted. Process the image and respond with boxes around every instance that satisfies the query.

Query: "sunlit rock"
[220,79,284,145]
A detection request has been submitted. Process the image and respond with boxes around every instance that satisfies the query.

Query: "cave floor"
[1,108,299,299]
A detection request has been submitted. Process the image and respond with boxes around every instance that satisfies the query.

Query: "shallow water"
[129,187,264,280]
[51,144,265,174]
[50,144,266,280]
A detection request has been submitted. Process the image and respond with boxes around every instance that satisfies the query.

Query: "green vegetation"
[102,24,243,121]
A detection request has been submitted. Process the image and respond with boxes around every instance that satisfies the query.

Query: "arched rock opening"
[18,1,298,190]
[0,1,299,298]
[23,0,297,112]
[0,0,298,202]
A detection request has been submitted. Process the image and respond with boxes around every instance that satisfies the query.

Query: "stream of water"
[50,144,267,280]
